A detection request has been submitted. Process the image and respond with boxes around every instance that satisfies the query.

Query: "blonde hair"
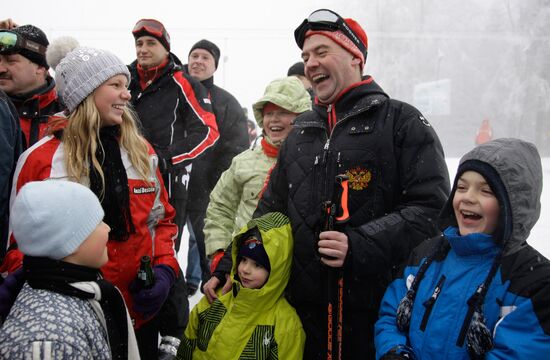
[63,96,151,197]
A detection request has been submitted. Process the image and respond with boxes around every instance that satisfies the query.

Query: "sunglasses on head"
[132,19,167,40]
[0,31,47,56]
[294,9,367,56]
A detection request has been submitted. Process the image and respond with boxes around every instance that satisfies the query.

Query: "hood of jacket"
[231,212,293,310]
[252,77,311,128]
[440,138,542,255]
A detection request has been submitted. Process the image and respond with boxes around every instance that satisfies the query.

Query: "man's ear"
[351,56,362,67]
[36,65,48,79]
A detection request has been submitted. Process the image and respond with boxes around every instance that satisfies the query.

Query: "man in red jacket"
[0,21,63,149]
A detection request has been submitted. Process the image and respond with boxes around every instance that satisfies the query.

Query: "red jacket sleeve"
[0,137,58,274]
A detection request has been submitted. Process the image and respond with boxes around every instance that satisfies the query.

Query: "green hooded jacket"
[203,77,311,256]
[177,212,305,359]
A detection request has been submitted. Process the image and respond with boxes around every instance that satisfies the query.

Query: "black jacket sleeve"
[211,94,248,181]
[168,72,219,169]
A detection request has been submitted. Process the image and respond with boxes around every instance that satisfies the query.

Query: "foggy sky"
[5,0,550,156]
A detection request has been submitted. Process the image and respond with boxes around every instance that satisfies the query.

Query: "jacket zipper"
[312,154,321,207]
[420,274,446,331]
[320,99,377,203]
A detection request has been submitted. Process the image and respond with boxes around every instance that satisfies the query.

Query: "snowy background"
[5,0,549,156]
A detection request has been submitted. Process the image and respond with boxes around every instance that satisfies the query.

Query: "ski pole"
[323,174,349,360]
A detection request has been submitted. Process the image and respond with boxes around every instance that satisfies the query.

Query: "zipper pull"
[314,155,319,165]
[326,104,334,132]
[323,138,330,151]
[423,275,446,307]
[322,138,330,165]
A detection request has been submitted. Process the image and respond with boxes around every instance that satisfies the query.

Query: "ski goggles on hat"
[0,31,47,56]
[294,9,367,56]
[132,19,167,39]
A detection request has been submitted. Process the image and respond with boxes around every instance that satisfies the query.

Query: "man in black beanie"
[184,39,248,296]
[0,22,63,149]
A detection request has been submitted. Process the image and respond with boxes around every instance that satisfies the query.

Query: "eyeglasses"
[132,19,168,40]
[0,31,47,56]
[294,9,367,57]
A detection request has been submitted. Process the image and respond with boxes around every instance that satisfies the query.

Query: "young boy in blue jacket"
[375,138,550,359]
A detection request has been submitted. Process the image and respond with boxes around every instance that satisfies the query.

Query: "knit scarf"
[89,126,135,242]
[257,137,280,200]
[261,137,279,158]
[24,256,129,359]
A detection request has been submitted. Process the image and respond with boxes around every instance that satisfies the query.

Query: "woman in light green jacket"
[202,77,311,267]
[177,212,305,359]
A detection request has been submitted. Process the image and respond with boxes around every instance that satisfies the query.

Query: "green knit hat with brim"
[252,76,311,128]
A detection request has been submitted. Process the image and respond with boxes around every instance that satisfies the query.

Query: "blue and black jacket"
[375,138,550,359]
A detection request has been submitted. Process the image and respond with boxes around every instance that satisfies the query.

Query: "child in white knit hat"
[0,39,180,359]
[0,180,140,359]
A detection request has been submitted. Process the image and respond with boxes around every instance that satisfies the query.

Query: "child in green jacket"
[176,212,305,359]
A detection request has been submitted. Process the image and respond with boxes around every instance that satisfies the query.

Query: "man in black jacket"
[128,19,219,359]
[252,9,450,359]
[184,40,248,295]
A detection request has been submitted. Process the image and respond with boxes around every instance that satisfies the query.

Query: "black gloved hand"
[155,148,173,174]
[380,345,415,360]
[130,265,175,318]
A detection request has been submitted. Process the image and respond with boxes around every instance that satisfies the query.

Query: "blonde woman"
[2,43,179,359]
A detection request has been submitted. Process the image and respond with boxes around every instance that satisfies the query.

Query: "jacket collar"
[129,52,182,86]
[295,76,388,131]
[182,63,215,90]
[444,226,500,257]
[312,76,387,116]
[10,76,58,115]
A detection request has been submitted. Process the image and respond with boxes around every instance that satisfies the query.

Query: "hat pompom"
[46,36,80,70]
